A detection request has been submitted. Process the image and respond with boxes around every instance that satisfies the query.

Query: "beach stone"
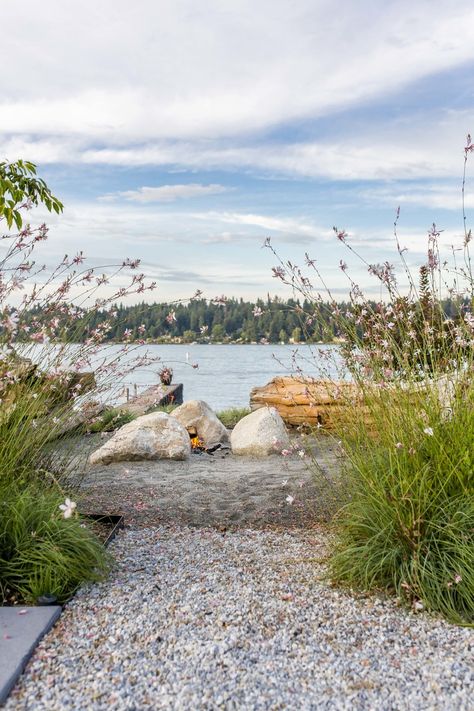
[171,400,230,448]
[89,412,190,465]
[230,406,289,457]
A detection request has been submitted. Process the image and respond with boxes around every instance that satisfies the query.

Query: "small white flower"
[281,449,292,457]
[423,427,434,437]
[59,498,77,519]
[298,450,305,458]
[285,495,294,505]
[395,442,403,449]
[454,574,462,584]
[412,600,424,612]
[281,479,288,487]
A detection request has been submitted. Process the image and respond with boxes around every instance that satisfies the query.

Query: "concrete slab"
[0,606,61,705]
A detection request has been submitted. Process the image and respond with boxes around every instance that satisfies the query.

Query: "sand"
[72,432,342,529]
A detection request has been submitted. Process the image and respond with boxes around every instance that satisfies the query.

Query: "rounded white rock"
[230,406,290,457]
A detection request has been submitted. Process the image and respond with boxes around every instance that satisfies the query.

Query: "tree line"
[18,295,468,345]
[85,297,336,343]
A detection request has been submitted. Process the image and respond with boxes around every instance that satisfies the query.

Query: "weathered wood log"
[119,383,183,416]
[250,372,468,430]
[250,376,361,428]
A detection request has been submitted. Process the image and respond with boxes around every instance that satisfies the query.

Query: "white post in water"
[126,387,130,402]
[134,383,138,397]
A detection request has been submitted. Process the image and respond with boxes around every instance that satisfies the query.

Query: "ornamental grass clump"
[0,158,171,602]
[330,379,474,624]
[0,481,111,604]
[266,136,474,624]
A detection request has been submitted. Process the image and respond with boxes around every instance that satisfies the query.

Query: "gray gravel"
[6,526,473,710]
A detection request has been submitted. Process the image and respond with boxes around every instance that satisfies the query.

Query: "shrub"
[86,407,136,433]
[216,407,251,428]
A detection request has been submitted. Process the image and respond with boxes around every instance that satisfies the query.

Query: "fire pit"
[188,427,221,455]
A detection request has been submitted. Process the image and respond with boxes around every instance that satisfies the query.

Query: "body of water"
[118,343,343,411]
[19,342,344,412]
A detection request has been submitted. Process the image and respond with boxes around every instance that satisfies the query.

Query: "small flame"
[191,436,205,450]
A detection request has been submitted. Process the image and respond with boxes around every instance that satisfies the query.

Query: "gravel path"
[7,526,473,710]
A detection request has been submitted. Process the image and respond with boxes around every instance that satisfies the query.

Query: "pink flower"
[3,312,19,332]
[333,227,347,242]
[72,251,85,265]
[272,266,285,279]
[122,258,141,269]
[211,295,228,306]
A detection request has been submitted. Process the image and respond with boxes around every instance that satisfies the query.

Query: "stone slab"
[0,606,61,704]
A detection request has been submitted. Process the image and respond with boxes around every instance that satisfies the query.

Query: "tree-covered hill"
[85,296,339,343]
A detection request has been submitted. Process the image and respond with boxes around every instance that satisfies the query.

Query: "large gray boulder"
[89,411,191,465]
[171,400,230,448]
[230,406,290,457]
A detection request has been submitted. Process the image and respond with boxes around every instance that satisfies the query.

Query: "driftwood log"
[119,383,183,417]
[250,374,462,429]
[250,376,361,428]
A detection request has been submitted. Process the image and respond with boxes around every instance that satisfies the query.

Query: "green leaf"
[13,210,23,230]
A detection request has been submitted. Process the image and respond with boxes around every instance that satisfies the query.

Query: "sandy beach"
[73,432,342,529]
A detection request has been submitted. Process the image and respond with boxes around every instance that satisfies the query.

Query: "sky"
[2,0,474,302]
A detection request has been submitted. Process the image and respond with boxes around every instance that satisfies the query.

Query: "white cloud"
[192,211,331,242]
[100,183,228,203]
[16,197,470,303]
[3,1,474,300]
[1,122,469,182]
[1,1,474,144]
[358,183,474,211]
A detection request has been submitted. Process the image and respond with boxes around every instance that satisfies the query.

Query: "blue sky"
[1,0,474,301]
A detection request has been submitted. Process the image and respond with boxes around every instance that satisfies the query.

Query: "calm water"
[117,343,343,411]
